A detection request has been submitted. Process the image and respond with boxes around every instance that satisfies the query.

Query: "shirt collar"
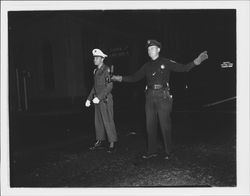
[151,56,160,62]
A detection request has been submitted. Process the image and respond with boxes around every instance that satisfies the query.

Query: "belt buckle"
[154,84,162,90]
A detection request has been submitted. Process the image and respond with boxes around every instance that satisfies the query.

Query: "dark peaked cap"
[146,39,162,49]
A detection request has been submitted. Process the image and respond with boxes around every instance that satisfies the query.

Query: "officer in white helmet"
[85,48,117,153]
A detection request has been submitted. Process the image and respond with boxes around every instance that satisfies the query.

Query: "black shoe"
[89,140,105,150]
[142,153,158,159]
[107,146,116,153]
[107,143,116,153]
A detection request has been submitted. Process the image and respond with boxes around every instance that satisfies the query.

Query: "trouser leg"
[99,97,117,143]
[94,104,106,141]
[145,96,158,154]
[158,96,173,154]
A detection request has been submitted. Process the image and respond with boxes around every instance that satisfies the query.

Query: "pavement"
[9,108,236,187]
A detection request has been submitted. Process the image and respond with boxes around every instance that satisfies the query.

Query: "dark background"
[8,9,236,163]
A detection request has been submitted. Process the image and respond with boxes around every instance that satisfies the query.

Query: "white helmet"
[92,48,108,58]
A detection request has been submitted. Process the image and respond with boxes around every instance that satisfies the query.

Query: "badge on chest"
[152,64,166,76]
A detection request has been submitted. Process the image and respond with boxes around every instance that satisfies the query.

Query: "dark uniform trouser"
[94,94,117,143]
[145,89,173,154]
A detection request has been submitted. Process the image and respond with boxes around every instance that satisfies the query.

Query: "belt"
[148,84,166,90]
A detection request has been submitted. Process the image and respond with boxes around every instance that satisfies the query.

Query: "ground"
[9,108,236,187]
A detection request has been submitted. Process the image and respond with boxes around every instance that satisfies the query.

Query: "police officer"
[85,49,117,153]
[112,40,208,159]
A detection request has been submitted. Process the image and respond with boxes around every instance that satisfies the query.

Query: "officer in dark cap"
[85,49,118,153]
[112,39,208,159]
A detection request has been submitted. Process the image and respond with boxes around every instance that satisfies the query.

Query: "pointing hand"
[111,75,122,82]
[194,51,208,65]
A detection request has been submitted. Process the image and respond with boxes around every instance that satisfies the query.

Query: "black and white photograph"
[1,1,249,196]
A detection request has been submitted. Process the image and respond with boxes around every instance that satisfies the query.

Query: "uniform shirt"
[88,64,113,101]
[122,57,197,86]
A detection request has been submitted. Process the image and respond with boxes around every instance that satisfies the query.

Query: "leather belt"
[148,84,166,90]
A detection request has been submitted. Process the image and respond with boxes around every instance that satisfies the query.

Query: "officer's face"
[93,56,104,66]
[148,46,160,59]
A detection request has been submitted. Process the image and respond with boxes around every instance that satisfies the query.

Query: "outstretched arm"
[112,64,146,82]
[169,51,208,72]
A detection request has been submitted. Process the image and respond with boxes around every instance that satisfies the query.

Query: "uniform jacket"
[87,64,113,101]
[122,57,197,86]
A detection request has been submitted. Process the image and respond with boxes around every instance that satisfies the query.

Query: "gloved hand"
[194,51,208,65]
[92,97,100,104]
[111,75,122,82]
[85,100,91,107]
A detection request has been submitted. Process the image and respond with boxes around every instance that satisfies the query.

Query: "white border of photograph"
[1,1,249,196]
